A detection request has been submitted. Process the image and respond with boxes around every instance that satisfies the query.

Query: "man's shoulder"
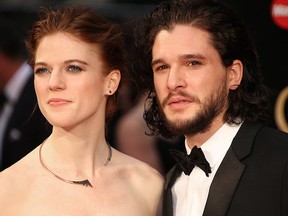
[239,122,288,141]
[257,124,288,141]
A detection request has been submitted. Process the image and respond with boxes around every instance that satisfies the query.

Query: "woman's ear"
[228,59,243,90]
[105,69,121,95]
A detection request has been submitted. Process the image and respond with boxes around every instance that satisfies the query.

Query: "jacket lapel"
[163,165,182,216]
[203,122,263,216]
[202,147,244,216]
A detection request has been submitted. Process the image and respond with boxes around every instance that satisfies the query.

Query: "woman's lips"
[48,98,71,106]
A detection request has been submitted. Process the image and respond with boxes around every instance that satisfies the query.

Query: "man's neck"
[185,117,225,148]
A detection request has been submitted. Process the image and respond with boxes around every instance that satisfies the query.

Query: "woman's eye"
[34,67,49,75]
[67,65,82,72]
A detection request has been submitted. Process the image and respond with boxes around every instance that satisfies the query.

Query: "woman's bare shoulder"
[111,148,164,194]
[0,147,40,195]
[112,147,163,176]
[109,148,164,215]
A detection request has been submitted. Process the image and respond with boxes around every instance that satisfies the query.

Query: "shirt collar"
[185,122,242,168]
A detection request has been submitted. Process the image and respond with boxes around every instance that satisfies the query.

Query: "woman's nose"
[49,71,66,91]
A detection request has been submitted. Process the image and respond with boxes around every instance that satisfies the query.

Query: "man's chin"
[164,111,195,122]
[164,115,213,136]
[165,119,192,134]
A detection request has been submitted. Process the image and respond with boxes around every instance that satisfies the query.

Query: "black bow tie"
[170,146,211,177]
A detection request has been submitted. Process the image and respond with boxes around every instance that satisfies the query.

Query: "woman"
[0,6,163,215]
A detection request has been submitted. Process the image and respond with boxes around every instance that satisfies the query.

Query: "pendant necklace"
[39,141,112,188]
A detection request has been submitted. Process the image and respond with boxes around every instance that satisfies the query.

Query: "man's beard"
[158,85,227,136]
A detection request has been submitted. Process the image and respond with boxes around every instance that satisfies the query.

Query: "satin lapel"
[203,147,244,216]
[203,122,263,216]
[163,165,182,216]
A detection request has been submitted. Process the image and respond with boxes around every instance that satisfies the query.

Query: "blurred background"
[0,0,287,173]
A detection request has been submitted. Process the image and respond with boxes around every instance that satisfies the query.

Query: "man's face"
[151,25,231,136]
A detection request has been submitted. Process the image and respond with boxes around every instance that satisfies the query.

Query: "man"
[0,16,51,171]
[134,0,288,215]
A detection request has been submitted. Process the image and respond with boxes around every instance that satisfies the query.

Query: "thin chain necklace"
[39,141,112,188]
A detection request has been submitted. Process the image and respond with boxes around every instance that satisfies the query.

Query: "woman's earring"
[109,90,112,94]
[230,84,239,90]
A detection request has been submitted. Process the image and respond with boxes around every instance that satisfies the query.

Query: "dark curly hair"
[134,0,271,138]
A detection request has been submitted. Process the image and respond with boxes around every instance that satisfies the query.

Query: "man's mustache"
[161,91,201,108]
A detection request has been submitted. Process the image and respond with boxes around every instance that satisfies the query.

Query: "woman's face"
[34,32,118,129]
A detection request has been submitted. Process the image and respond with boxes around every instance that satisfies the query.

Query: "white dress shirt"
[172,122,242,216]
[0,62,32,165]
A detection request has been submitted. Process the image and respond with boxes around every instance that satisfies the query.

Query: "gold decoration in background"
[275,86,288,132]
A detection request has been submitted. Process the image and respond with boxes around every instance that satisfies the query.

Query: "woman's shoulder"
[110,148,164,196]
[112,148,163,178]
[109,148,164,215]
[0,147,40,196]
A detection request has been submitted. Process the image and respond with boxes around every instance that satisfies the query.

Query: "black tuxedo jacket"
[1,75,51,171]
[163,122,288,216]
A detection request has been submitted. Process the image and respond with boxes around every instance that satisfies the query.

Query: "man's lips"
[162,92,199,109]
[167,96,192,105]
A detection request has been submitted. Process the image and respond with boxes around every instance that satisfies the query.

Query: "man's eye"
[67,65,82,72]
[34,67,49,75]
[188,61,201,66]
[155,65,169,72]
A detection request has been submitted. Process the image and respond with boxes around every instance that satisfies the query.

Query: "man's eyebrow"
[179,53,206,60]
[151,58,164,67]
[151,53,206,66]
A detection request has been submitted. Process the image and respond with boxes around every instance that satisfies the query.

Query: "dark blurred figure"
[0,14,51,171]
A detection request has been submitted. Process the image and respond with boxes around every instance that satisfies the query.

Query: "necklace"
[39,141,112,188]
